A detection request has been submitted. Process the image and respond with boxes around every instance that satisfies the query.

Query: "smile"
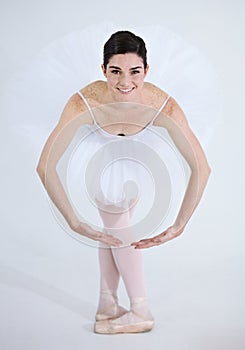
[117,87,135,94]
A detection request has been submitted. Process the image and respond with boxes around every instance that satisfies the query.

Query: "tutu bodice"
[51,95,189,245]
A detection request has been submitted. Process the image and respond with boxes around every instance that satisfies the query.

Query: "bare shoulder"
[144,82,188,127]
[149,84,205,157]
[58,80,105,125]
[80,80,107,104]
[162,95,188,127]
[57,93,90,126]
[144,82,169,109]
[53,81,105,128]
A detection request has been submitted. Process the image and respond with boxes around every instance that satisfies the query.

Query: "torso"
[73,80,171,136]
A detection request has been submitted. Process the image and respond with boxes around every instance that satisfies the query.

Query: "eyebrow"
[108,65,143,70]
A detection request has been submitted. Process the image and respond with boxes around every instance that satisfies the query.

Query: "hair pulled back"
[103,31,147,69]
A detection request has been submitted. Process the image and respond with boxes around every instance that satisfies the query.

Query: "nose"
[119,73,131,87]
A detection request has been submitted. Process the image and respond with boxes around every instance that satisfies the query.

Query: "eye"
[111,70,120,75]
[131,70,140,75]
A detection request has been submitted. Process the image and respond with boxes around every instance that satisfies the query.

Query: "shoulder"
[59,80,106,125]
[152,91,203,155]
[144,82,187,126]
[144,82,170,110]
[80,80,107,104]
[58,93,88,126]
[150,90,207,163]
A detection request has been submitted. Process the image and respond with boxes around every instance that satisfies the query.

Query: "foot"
[94,310,154,334]
[95,304,128,321]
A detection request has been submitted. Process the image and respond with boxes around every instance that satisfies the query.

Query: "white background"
[0,0,244,349]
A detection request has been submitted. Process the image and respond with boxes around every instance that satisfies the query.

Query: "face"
[102,53,149,102]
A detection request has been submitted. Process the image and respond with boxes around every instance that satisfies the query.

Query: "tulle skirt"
[1,22,222,246]
[52,118,189,246]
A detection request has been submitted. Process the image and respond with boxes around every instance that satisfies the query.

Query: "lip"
[117,87,135,94]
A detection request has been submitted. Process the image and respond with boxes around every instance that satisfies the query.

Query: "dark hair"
[103,30,147,69]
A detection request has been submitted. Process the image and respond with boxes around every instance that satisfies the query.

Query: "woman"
[36,31,211,334]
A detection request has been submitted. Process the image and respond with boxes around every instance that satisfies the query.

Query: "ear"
[144,64,149,77]
[101,64,107,77]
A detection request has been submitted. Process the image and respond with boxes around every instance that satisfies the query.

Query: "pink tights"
[96,202,152,318]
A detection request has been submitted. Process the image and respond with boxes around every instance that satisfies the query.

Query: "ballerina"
[36,30,212,334]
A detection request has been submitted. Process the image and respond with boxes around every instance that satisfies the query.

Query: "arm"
[36,94,122,247]
[132,97,211,249]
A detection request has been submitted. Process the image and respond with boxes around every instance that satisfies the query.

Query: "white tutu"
[51,103,189,246]
[1,22,222,247]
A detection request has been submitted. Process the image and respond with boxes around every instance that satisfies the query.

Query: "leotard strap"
[77,90,97,125]
[77,90,171,128]
[150,95,171,125]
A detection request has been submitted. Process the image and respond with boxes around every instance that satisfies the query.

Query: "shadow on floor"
[0,262,94,320]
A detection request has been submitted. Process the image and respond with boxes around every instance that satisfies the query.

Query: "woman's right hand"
[70,221,123,247]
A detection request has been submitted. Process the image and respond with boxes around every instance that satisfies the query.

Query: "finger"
[134,238,154,244]
[131,238,152,245]
[131,240,151,247]
[133,233,173,247]
[103,235,123,247]
[135,237,166,248]
[133,241,156,249]
[111,239,123,246]
[88,230,122,247]
[134,243,155,249]
[131,242,142,246]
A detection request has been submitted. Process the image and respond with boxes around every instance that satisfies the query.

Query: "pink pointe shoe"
[95,303,128,321]
[94,310,154,334]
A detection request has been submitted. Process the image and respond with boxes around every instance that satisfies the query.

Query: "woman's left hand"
[131,225,185,249]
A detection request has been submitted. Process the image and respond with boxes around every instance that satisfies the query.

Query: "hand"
[70,221,123,247]
[131,225,185,249]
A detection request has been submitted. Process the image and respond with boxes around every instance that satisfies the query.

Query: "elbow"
[208,165,211,175]
[201,154,212,177]
[206,167,211,183]
[36,163,46,186]
[193,161,211,181]
[202,163,211,182]
[206,162,212,177]
[36,163,43,177]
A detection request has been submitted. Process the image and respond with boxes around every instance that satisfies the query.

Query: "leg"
[98,245,120,292]
[99,203,149,301]
[96,245,126,320]
[111,235,153,319]
[112,245,146,298]
[96,208,129,321]
[95,202,154,333]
